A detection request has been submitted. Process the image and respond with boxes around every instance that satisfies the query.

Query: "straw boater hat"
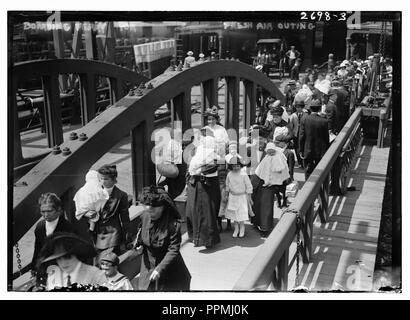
[199,53,205,58]
[38,232,96,264]
[187,51,194,56]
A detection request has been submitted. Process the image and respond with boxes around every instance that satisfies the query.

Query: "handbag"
[157,162,179,178]
[118,228,143,280]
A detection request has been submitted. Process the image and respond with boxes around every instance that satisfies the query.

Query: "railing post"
[225,76,240,132]
[108,77,122,105]
[41,74,64,148]
[172,90,192,133]
[79,73,96,125]
[275,248,289,291]
[301,205,314,263]
[131,119,156,203]
[330,155,342,195]
[318,174,330,223]
[12,77,24,167]
[244,80,256,129]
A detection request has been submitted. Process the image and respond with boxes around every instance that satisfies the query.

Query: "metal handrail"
[234,107,363,290]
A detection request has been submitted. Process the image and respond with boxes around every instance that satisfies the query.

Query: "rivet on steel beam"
[52,146,61,155]
[79,133,88,141]
[147,83,154,89]
[69,132,78,140]
[62,147,71,156]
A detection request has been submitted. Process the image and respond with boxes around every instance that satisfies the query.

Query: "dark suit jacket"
[95,186,130,250]
[32,217,75,268]
[299,113,330,160]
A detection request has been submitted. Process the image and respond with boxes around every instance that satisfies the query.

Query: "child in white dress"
[255,142,290,187]
[225,156,254,238]
[73,170,109,232]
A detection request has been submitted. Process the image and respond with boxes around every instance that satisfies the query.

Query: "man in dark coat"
[94,164,131,257]
[299,99,330,180]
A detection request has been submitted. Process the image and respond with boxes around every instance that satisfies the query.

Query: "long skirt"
[185,176,221,247]
[250,175,275,232]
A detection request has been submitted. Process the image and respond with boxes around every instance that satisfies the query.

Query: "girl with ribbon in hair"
[135,186,191,290]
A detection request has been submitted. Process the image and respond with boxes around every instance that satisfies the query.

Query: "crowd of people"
[27,48,392,292]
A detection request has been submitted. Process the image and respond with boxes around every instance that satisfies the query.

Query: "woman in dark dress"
[136,186,191,291]
[185,133,221,249]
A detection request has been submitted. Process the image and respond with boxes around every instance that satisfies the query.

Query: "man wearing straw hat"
[184,50,196,68]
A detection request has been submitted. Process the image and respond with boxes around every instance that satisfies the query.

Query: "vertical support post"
[275,249,289,291]
[172,90,192,134]
[330,156,342,195]
[200,78,218,126]
[12,77,24,166]
[365,34,371,59]
[79,73,96,125]
[225,76,240,132]
[84,28,98,60]
[318,174,330,223]
[71,25,83,59]
[41,74,63,147]
[218,35,223,59]
[301,205,314,263]
[131,119,156,203]
[345,37,350,60]
[52,25,68,92]
[244,80,256,129]
[108,77,122,105]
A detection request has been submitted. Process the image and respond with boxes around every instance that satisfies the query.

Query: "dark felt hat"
[139,185,181,219]
[271,105,284,116]
[38,232,96,264]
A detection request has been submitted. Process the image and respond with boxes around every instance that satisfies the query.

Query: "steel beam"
[131,119,156,203]
[225,76,240,132]
[41,74,63,147]
[244,80,256,129]
[79,73,96,125]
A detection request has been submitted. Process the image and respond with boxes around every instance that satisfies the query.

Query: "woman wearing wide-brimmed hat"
[36,232,107,290]
[203,106,231,232]
[136,186,191,290]
[185,133,221,248]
